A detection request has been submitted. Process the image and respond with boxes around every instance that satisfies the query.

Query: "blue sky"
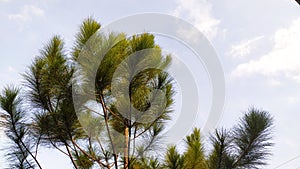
[0,0,300,168]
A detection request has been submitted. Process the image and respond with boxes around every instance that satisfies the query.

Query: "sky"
[0,0,300,168]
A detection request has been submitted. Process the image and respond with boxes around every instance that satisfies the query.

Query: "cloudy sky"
[0,0,300,168]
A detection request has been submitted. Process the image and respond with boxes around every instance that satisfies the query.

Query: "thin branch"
[131,116,161,140]
[99,94,119,169]
[50,142,69,156]
[9,112,43,169]
[83,105,104,118]
[71,139,107,168]
[34,135,41,158]
[65,143,79,169]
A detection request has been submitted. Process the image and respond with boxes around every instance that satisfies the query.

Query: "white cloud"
[8,66,17,73]
[8,5,44,23]
[287,96,300,104]
[268,78,282,86]
[0,66,19,89]
[0,130,4,139]
[229,36,264,58]
[172,0,220,40]
[232,17,300,83]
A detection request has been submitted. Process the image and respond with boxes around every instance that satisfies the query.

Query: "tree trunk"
[124,126,129,169]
